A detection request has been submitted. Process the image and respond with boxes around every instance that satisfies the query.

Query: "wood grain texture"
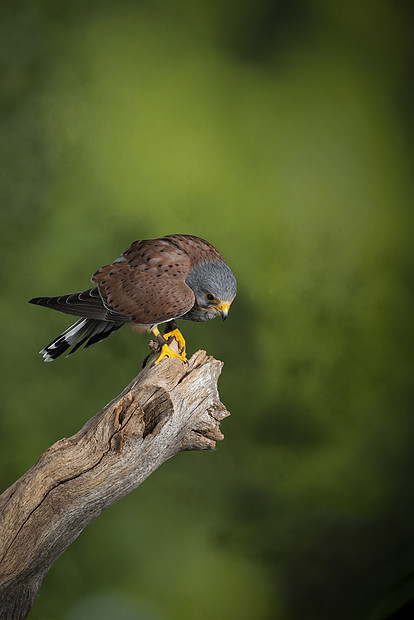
[0,349,229,619]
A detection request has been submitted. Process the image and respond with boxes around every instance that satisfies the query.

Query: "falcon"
[29,234,237,364]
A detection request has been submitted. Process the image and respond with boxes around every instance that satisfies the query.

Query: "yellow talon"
[151,327,187,364]
[155,343,187,364]
[163,328,187,357]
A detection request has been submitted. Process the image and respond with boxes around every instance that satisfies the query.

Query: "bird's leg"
[163,320,187,357]
[163,320,177,333]
[151,327,187,364]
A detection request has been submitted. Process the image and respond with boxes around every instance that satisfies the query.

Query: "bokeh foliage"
[1,1,414,619]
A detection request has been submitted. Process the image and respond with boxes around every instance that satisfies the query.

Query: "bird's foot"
[155,342,187,364]
[162,328,187,358]
[150,326,187,365]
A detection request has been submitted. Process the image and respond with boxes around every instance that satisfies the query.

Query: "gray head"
[185,259,237,321]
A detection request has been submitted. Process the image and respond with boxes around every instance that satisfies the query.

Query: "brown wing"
[160,234,226,265]
[92,238,195,325]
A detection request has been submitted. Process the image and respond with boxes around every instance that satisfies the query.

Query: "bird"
[29,234,237,364]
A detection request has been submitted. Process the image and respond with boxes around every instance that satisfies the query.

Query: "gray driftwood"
[0,349,229,619]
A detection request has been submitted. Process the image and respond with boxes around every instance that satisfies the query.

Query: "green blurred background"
[1,1,414,618]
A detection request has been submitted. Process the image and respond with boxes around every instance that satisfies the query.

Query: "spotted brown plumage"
[29,234,237,363]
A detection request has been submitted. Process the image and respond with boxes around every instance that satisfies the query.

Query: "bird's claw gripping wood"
[163,328,187,358]
[156,343,187,364]
[152,327,187,364]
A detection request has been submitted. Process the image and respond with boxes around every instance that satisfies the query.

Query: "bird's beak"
[215,303,230,321]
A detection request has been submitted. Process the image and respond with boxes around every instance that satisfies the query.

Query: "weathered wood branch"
[0,350,229,620]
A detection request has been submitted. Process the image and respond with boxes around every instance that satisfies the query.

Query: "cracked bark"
[0,349,229,620]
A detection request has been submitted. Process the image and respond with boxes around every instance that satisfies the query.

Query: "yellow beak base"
[215,303,230,321]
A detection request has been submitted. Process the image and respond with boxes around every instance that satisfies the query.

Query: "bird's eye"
[206,293,215,302]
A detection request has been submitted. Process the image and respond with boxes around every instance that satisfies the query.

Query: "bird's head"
[186,259,237,320]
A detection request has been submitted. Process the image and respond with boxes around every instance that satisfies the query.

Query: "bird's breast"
[181,307,217,322]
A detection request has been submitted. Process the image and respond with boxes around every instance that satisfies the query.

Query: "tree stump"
[0,350,229,619]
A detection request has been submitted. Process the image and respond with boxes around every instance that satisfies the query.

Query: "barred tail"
[40,318,123,362]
